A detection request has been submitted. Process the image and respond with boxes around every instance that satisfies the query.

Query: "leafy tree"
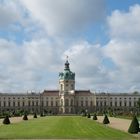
[23,114,28,120]
[3,115,10,124]
[93,113,98,120]
[103,114,110,124]
[128,115,139,134]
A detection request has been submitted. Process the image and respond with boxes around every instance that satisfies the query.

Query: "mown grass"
[0,116,137,140]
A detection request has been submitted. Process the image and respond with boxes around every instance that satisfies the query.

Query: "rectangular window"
[76,101,78,106]
[56,101,58,107]
[100,102,102,107]
[71,99,73,106]
[41,101,44,106]
[81,101,83,107]
[129,102,131,107]
[18,102,20,107]
[90,101,92,106]
[124,102,127,106]
[8,101,10,107]
[115,102,117,107]
[36,101,38,106]
[13,101,15,107]
[22,102,25,107]
[120,101,122,106]
[51,101,53,106]
[3,101,6,107]
[46,101,48,106]
[28,101,30,106]
[104,101,106,106]
[134,101,136,107]
[86,101,88,106]
[96,101,98,106]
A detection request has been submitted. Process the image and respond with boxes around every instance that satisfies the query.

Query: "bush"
[93,113,98,120]
[3,115,10,124]
[23,114,28,120]
[103,114,110,124]
[33,113,37,118]
[128,115,139,134]
[87,113,91,118]
[40,112,44,117]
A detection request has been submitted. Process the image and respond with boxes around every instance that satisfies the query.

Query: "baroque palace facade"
[0,60,140,114]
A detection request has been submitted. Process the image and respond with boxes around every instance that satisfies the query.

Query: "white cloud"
[64,41,110,90]
[107,4,140,40]
[0,1,140,93]
[21,0,105,36]
[105,4,140,92]
[0,38,64,92]
[0,0,26,28]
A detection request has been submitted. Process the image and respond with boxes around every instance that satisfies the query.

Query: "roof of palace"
[42,90,59,96]
[0,90,93,97]
[75,90,93,96]
[42,90,93,96]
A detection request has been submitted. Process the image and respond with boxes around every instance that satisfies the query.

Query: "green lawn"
[0,116,136,140]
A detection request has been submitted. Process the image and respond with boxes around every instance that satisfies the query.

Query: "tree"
[33,113,37,118]
[3,115,10,124]
[128,115,139,134]
[133,91,139,95]
[93,113,98,120]
[103,114,110,124]
[87,113,91,118]
[23,114,28,120]
[40,112,44,117]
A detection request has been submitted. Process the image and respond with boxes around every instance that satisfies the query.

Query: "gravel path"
[0,115,34,124]
[96,116,131,132]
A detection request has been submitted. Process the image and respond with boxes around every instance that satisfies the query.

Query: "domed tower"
[59,59,75,94]
[59,57,75,113]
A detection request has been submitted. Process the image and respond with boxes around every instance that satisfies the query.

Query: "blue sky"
[0,0,140,93]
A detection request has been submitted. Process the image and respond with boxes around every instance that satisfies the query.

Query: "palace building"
[0,59,140,114]
[0,59,96,114]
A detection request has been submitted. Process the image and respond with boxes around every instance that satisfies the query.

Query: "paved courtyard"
[96,116,131,132]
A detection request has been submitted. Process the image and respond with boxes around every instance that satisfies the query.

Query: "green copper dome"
[59,60,75,80]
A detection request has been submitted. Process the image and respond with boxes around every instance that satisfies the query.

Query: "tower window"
[71,84,74,89]
[61,84,63,90]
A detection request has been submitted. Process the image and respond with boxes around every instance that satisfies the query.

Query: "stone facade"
[96,93,140,113]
